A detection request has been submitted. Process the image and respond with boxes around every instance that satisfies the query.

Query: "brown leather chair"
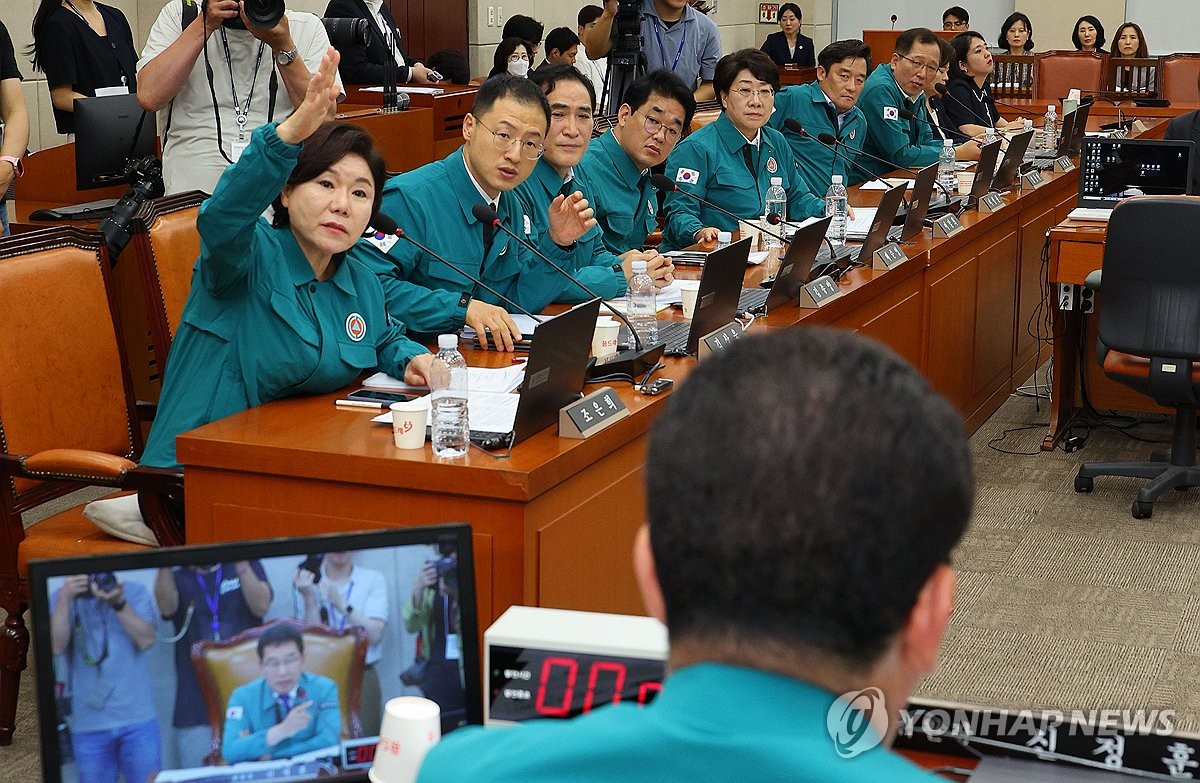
[993,55,1035,99]
[1034,50,1107,99]
[689,108,722,132]
[0,227,183,745]
[192,620,368,765]
[1103,57,1159,97]
[1160,53,1200,103]
[129,191,205,379]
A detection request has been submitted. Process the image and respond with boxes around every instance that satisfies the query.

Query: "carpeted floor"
[3,381,1200,777]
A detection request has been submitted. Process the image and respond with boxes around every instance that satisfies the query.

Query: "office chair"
[1074,197,1200,519]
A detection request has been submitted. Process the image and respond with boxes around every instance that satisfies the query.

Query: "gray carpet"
[3,385,1200,776]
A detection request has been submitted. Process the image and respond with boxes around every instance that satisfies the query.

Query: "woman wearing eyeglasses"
[488,37,532,79]
[661,48,825,251]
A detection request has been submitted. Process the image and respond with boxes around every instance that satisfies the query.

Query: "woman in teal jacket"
[142,50,433,469]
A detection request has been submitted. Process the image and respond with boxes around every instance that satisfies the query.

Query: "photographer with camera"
[322,0,436,85]
[582,0,721,106]
[403,542,465,735]
[50,572,161,783]
[136,0,340,195]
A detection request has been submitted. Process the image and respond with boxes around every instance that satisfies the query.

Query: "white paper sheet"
[362,364,526,394]
[371,391,520,433]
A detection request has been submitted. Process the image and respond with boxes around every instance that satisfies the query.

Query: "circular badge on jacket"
[345,313,367,342]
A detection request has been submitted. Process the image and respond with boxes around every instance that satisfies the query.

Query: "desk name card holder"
[698,321,745,359]
[1131,119,1149,136]
[873,241,908,270]
[1054,155,1076,173]
[799,275,843,308]
[932,213,964,238]
[1021,169,1046,190]
[1112,128,1128,139]
[978,192,1006,213]
[559,386,629,439]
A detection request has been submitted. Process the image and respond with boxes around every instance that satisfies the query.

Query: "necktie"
[742,143,755,175]
[481,202,495,257]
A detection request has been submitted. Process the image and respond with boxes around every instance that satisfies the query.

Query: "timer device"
[484,606,668,726]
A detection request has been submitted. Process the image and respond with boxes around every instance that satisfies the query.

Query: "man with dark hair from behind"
[538,27,580,71]
[425,48,470,85]
[417,326,976,782]
[503,14,545,60]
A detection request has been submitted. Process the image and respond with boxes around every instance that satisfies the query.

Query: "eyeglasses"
[263,655,302,670]
[897,54,938,75]
[475,118,545,160]
[507,53,530,62]
[638,112,682,142]
[729,87,775,102]
[943,20,968,30]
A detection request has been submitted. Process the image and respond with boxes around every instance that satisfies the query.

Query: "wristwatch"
[0,155,22,178]
[274,47,298,67]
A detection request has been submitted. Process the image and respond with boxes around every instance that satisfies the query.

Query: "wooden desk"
[336,106,436,174]
[343,85,477,161]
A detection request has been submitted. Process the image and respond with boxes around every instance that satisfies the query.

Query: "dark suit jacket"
[761,31,815,67]
[324,0,414,84]
[1164,111,1200,195]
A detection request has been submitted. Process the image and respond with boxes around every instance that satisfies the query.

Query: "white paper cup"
[369,696,441,783]
[678,280,702,320]
[592,317,621,358]
[390,400,429,450]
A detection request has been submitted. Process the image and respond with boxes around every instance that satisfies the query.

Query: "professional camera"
[206,0,284,31]
[613,0,643,39]
[298,553,324,584]
[322,17,370,49]
[98,155,165,263]
[91,572,118,593]
[430,555,457,579]
[605,0,646,111]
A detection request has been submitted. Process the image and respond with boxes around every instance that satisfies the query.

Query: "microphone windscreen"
[899,109,915,120]
[934,82,948,94]
[649,173,677,193]
[817,132,837,145]
[765,212,783,225]
[368,212,398,235]
[890,14,897,22]
[784,117,804,134]
[471,202,499,224]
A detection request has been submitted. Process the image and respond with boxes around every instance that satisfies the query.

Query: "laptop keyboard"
[619,320,691,355]
[738,287,769,312]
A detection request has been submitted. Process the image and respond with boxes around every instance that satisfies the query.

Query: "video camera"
[97,155,165,263]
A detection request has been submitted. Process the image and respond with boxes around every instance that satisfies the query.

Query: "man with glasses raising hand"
[350,76,596,351]
[859,27,979,178]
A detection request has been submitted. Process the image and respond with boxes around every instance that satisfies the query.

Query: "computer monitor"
[30,525,481,783]
[74,93,158,191]
[1078,138,1195,208]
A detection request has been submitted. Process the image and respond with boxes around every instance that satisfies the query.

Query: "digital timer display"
[488,645,666,723]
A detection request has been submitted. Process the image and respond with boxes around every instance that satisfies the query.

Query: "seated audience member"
[416,325,976,783]
[1113,22,1148,58]
[925,39,962,142]
[488,38,532,80]
[998,12,1034,56]
[140,52,433,470]
[573,6,608,107]
[662,48,825,251]
[30,0,138,135]
[514,65,672,302]
[426,48,470,85]
[1073,15,1106,53]
[349,75,595,351]
[858,27,980,178]
[1164,73,1200,195]
[222,623,341,763]
[944,32,1018,138]
[323,0,435,84]
[404,541,466,735]
[294,551,389,735]
[156,561,273,768]
[942,6,969,32]
[0,22,29,237]
[770,39,870,187]
[537,27,579,71]
[51,573,161,783]
[502,14,544,61]
[761,4,815,68]
[576,69,695,258]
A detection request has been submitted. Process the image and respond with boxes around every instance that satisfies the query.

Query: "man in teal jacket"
[415,326,976,783]
[350,75,596,351]
[769,39,871,187]
[857,27,979,178]
[222,623,341,763]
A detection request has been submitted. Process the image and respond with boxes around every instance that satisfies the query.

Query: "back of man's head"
[645,328,974,670]
[503,14,545,47]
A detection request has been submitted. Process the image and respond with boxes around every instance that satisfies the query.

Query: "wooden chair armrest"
[20,449,136,482]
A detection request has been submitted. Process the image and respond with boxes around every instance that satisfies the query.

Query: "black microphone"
[784,119,909,208]
[815,131,958,209]
[764,212,842,278]
[933,83,995,136]
[890,14,897,29]
[648,173,793,248]
[469,203,665,380]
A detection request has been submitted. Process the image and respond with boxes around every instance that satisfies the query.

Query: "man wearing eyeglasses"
[349,75,596,351]
[941,7,969,31]
[858,27,980,178]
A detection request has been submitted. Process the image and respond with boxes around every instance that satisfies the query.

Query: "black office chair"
[1074,196,1200,519]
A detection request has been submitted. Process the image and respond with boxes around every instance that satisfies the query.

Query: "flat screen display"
[1079,138,1195,207]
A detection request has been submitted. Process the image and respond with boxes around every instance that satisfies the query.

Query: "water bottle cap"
[831,175,843,184]
[437,334,458,349]
[944,138,953,146]
[632,259,648,273]
[1047,104,1055,111]
[770,177,783,186]
[717,231,732,242]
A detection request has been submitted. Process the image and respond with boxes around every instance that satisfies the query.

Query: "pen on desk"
[335,399,388,410]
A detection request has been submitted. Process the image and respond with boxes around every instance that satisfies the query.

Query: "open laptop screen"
[1079,138,1195,208]
[29,525,481,783]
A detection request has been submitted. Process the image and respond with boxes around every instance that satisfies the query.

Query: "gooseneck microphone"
[933,82,996,134]
[890,14,898,29]
[784,119,910,208]
[648,173,793,248]
[814,131,958,209]
[469,203,665,380]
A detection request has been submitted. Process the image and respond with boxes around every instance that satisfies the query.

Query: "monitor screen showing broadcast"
[28,525,480,783]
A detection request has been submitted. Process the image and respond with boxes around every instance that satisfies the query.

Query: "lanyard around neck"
[652,17,687,74]
[219,27,266,139]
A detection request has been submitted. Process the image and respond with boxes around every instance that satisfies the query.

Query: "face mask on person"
[507,59,530,77]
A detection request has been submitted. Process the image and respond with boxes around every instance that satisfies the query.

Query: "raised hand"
[547,191,598,247]
[276,48,341,145]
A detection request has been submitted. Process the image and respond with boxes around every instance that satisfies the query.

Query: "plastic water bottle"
[1022,118,1035,164]
[984,126,997,146]
[430,334,469,458]
[824,175,847,243]
[763,176,787,250]
[715,231,732,249]
[626,259,659,345]
[938,138,958,195]
[1042,104,1058,152]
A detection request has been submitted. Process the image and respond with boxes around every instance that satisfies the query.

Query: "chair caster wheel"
[1074,475,1093,493]
[1132,501,1153,519]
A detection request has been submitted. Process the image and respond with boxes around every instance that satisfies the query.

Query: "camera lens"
[92,572,118,593]
[243,0,285,29]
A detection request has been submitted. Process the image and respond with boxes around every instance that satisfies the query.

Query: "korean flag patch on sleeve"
[883,106,899,121]
[365,230,399,253]
[226,706,243,721]
[675,167,700,184]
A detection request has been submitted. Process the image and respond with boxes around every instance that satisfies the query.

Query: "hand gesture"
[465,301,521,351]
[693,227,720,245]
[276,48,341,145]
[409,63,432,84]
[623,250,674,288]
[201,0,240,34]
[321,581,347,613]
[547,191,597,247]
[61,574,92,600]
[293,566,318,595]
[277,701,314,739]
[403,353,435,386]
[91,578,125,608]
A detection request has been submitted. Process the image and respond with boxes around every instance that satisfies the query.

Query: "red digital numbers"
[534,657,579,717]
[533,656,659,718]
[583,661,626,713]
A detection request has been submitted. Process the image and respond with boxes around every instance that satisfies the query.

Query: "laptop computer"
[857,182,909,260]
[1031,100,1092,167]
[991,128,1035,192]
[1068,137,1196,221]
[739,217,832,314]
[28,525,482,783]
[900,163,939,242]
[966,138,1003,206]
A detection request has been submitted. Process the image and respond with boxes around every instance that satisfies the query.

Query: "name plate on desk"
[932,213,964,238]
[559,386,629,439]
[698,321,745,359]
[1131,119,1149,135]
[873,241,908,270]
[1021,169,1046,190]
[1112,128,1128,139]
[978,192,1006,213]
[1053,155,1075,173]
[799,275,843,308]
